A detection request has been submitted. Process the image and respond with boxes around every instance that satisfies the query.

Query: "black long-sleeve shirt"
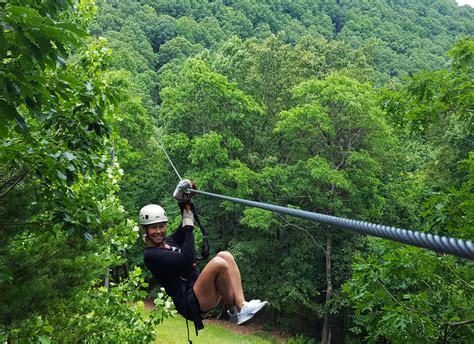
[144,224,197,297]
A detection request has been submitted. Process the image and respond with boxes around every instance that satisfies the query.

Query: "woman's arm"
[167,200,194,245]
[145,229,195,268]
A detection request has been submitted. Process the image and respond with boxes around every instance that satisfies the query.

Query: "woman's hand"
[182,208,194,228]
[173,179,193,200]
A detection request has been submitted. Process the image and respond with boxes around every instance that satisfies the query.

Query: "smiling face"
[146,222,167,247]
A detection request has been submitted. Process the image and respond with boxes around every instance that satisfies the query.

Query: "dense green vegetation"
[0,1,171,342]
[1,0,473,343]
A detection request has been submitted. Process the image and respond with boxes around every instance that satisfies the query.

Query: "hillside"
[92,0,474,83]
[1,1,472,343]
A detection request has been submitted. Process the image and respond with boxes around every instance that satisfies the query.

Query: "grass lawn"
[154,315,285,344]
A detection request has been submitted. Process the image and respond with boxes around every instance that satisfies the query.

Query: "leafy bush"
[286,334,318,344]
[1,268,173,343]
[344,241,474,343]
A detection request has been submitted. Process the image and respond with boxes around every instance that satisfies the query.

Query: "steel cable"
[156,135,183,181]
[156,133,473,259]
[189,189,473,260]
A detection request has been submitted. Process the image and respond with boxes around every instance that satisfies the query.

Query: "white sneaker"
[227,300,262,321]
[227,300,261,322]
[228,300,269,325]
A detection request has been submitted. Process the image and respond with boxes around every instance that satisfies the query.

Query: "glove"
[173,179,194,200]
[182,209,194,228]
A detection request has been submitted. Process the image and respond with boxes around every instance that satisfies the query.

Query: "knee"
[211,256,229,272]
[216,251,235,263]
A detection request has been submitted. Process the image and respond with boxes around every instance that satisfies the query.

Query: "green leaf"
[0,99,19,121]
[7,5,39,18]
[38,335,51,344]
[38,25,72,44]
[56,22,87,37]
[15,114,29,132]
[63,151,75,161]
[57,171,67,180]
[43,325,54,334]
[28,30,53,53]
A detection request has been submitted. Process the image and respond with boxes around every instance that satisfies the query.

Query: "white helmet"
[139,204,168,225]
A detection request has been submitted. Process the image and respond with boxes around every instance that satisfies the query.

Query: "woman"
[140,180,268,336]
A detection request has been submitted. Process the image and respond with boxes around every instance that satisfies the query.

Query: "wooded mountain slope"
[1,0,472,343]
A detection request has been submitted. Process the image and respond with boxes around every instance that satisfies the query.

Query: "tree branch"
[0,169,31,198]
[0,221,52,227]
[377,279,435,320]
[277,213,326,254]
[445,263,474,290]
[445,319,474,327]
[443,319,474,343]
[335,128,364,170]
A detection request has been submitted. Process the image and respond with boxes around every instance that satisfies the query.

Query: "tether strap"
[184,278,193,344]
[193,209,210,261]
[183,276,204,343]
[185,317,192,344]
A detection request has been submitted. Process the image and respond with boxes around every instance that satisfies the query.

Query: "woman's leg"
[215,251,244,307]
[193,252,245,312]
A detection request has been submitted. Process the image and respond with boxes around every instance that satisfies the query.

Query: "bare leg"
[215,251,245,308]
[193,252,246,312]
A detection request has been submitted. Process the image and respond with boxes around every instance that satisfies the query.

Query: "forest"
[1,0,473,343]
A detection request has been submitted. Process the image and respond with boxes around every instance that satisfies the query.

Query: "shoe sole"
[237,301,269,325]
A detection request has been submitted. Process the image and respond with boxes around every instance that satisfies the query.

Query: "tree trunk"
[104,269,110,288]
[124,249,130,276]
[322,227,333,344]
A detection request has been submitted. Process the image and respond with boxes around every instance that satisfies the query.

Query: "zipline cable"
[156,135,183,181]
[155,134,473,260]
[188,189,474,260]
[157,134,210,260]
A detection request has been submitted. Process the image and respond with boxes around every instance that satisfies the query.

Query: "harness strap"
[183,276,204,343]
[193,210,210,261]
[183,277,193,344]
[185,317,192,344]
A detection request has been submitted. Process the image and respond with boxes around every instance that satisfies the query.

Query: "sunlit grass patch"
[154,314,284,344]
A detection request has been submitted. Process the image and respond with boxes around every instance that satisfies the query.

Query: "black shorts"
[173,286,201,320]
[173,283,207,322]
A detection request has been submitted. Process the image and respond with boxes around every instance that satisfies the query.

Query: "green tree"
[345,39,474,343]
[157,37,204,67]
[273,73,396,342]
[158,57,266,250]
[228,72,399,341]
[160,58,264,146]
[0,2,171,341]
[209,35,317,117]
[345,240,473,343]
